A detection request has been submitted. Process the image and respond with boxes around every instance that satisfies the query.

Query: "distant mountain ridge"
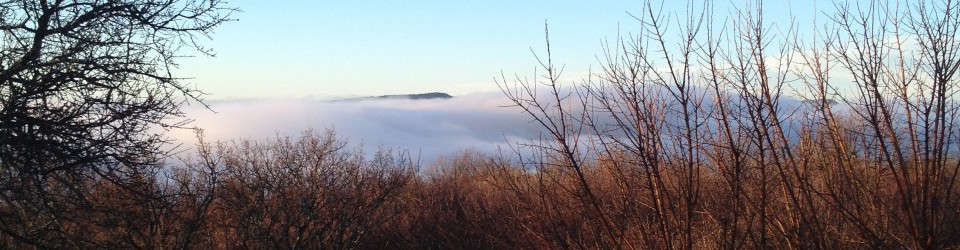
[331,92,453,102]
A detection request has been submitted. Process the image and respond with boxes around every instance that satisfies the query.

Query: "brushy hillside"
[4,0,960,249]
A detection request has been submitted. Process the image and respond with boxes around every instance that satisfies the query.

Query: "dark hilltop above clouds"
[331,92,453,102]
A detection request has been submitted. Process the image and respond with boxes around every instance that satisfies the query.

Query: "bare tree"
[0,0,233,247]
[822,0,960,248]
[499,0,960,249]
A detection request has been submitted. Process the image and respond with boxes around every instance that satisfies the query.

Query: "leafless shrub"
[187,129,415,249]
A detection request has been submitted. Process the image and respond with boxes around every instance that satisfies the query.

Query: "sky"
[177,0,819,99]
[170,0,825,160]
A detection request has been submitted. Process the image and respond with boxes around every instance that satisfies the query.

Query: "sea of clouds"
[168,92,543,161]
[166,87,845,165]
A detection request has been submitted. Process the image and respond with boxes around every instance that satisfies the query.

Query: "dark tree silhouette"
[0,0,233,247]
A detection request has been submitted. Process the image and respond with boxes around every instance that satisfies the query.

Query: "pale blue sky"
[178,1,818,99]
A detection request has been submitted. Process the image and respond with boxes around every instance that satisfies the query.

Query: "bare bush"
[186,129,415,249]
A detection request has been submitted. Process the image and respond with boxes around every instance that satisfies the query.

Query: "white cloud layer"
[169,92,541,161]
[166,87,839,163]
